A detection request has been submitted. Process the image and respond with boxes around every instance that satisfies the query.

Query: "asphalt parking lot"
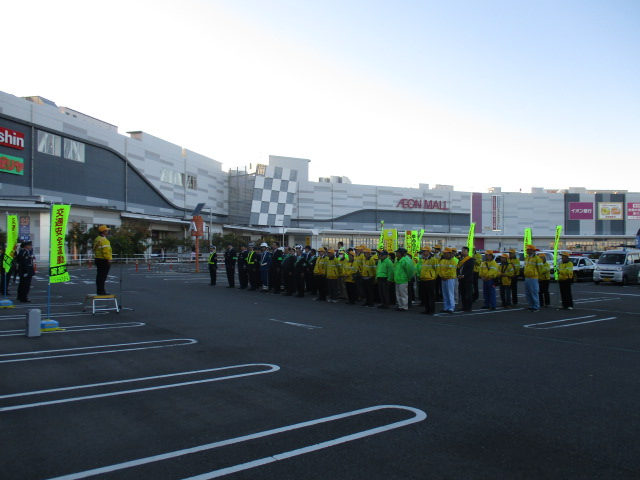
[1,265,639,479]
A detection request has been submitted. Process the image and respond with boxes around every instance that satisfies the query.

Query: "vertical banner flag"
[405,230,424,259]
[49,205,71,283]
[382,229,397,253]
[467,223,475,255]
[523,228,532,253]
[553,225,562,280]
[377,220,385,250]
[3,215,18,272]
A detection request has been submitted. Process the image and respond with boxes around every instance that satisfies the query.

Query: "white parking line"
[268,318,322,329]
[574,297,620,304]
[46,405,427,480]
[0,338,197,363]
[0,311,108,322]
[583,291,640,297]
[437,308,525,317]
[524,315,617,329]
[0,322,146,337]
[0,363,280,412]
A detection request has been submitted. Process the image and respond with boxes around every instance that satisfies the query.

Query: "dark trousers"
[283,271,294,295]
[500,284,512,306]
[327,278,339,300]
[238,265,248,288]
[559,280,573,308]
[435,276,443,301]
[208,264,217,285]
[225,265,235,287]
[249,267,260,290]
[421,280,436,314]
[17,273,33,301]
[362,277,374,306]
[346,282,357,303]
[511,276,519,304]
[377,278,390,307]
[472,272,480,301]
[296,274,305,297]
[539,280,550,307]
[315,275,327,301]
[95,258,110,295]
[1,271,9,296]
[459,280,473,311]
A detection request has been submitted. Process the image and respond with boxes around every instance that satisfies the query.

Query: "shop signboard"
[597,202,623,220]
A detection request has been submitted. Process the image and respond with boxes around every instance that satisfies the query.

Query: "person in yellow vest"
[438,247,457,313]
[508,248,521,305]
[472,248,482,302]
[523,244,543,311]
[325,249,343,303]
[557,251,574,309]
[433,244,443,301]
[313,247,328,301]
[498,253,516,308]
[93,225,112,295]
[419,247,438,315]
[342,249,358,305]
[479,250,499,309]
[538,252,551,307]
[207,245,218,286]
[361,248,377,307]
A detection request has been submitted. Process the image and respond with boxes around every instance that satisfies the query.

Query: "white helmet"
[260,242,268,247]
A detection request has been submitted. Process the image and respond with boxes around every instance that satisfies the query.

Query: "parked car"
[593,249,640,285]
[568,256,595,282]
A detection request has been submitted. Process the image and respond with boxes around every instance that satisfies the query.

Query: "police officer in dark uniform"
[237,244,249,289]
[293,245,307,297]
[223,244,237,288]
[16,241,35,303]
[207,245,218,285]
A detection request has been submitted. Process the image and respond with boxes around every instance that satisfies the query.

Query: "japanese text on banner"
[49,205,71,283]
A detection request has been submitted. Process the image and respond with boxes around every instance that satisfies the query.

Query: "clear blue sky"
[4,0,639,193]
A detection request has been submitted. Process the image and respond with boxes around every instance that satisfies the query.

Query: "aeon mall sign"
[396,198,448,210]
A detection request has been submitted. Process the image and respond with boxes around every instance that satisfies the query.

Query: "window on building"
[186,174,198,190]
[256,164,266,176]
[37,130,61,156]
[63,139,85,162]
[161,169,184,187]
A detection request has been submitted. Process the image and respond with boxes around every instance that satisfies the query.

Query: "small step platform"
[84,294,119,314]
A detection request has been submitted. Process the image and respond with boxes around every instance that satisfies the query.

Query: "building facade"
[1,90,638,262]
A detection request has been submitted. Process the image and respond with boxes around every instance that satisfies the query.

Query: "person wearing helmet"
[557,251,574,310]
[259,242,271,291]
[538,252,551,307]
[93,225,112,295]
[523,245,542,311]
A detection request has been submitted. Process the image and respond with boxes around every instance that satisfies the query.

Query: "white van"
[593,249,640,285]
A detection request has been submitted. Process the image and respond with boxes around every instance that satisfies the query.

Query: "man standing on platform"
[93,225,112,295]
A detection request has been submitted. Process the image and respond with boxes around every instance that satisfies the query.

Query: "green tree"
[67,221,93,255]
[210,233,247,250]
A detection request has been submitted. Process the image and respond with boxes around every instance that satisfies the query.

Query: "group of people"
[206,242,576,314]
[0,240,36,303]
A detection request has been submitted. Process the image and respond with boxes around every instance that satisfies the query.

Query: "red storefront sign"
[0,127,25,150]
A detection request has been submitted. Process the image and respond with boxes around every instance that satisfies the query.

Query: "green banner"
[405,229,423,258]
[553,225,562,280]
[49,205,71,283]
[382,228,397,253]
[523,227,532,253]
[3,215,18,272]
[467,223,475,254]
